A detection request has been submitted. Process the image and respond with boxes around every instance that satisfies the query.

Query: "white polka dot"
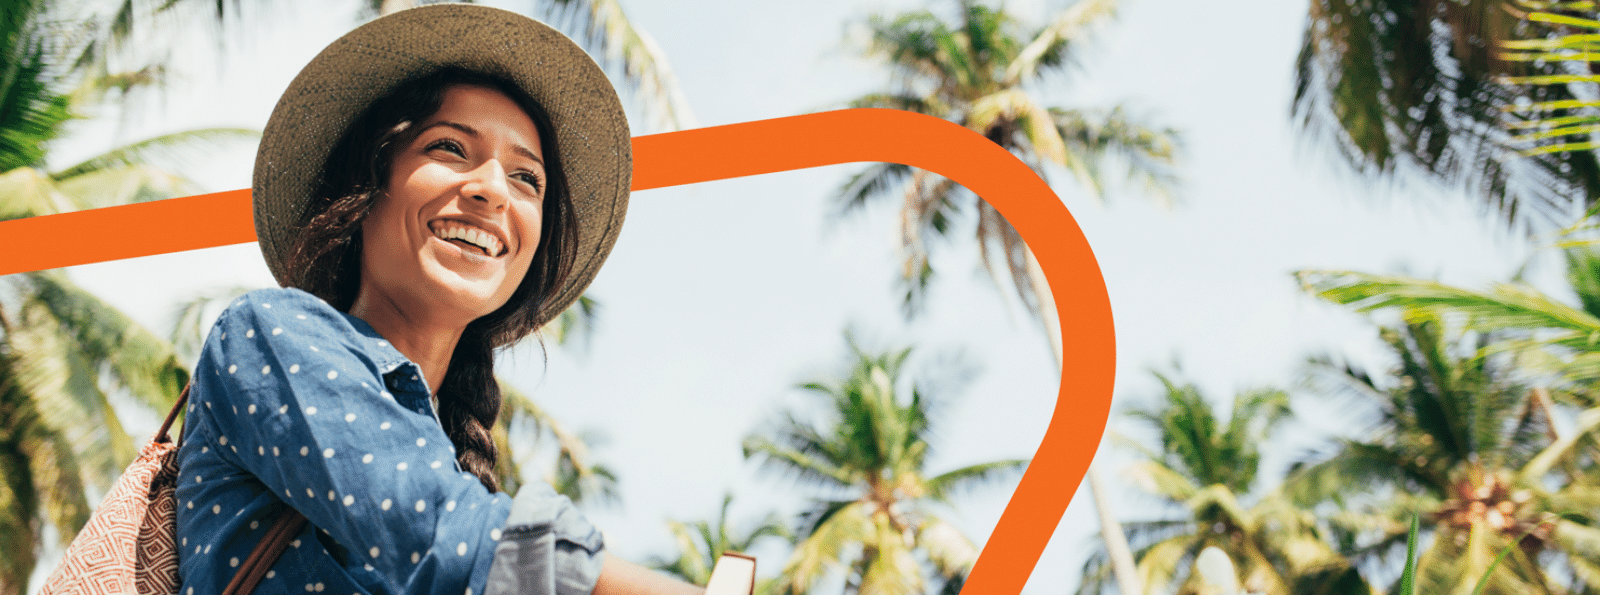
[467,589,473,595]
[306,406,317,415]
[273,446,280,456]
[380,422,392,430]
[186,501,193,509]
[446,500,456,511]
[411,551,421,563]
[205,545,211,553]
[345,413,356,422]
[397,462,408,471]
[327,370,338,380]
[250,520,259,530]
[304,584,313,592]
[381,499,392,510]
[219,436,228,445]
[315,583,324,593]
[232,405,237,414]
[262,303,271,309]
[201,446,208,453]
[231,445,237,453]
[323,448,335,458]
[381,391,394,400]
[369,546,380,558]
[363,566,372,573]
[290,364,300,374]
[230,557,239,567]
[457,542,467,556]
[310,345,319,352]
[361,381,369,389]
[362,453,374,463]
[195,545,201,554]
[258,446,265,455]
[228,364,237,374]
[286,489,292,498]
[307,488,315,497]
[195,475,202,483]
[262,365,271,374]
[292,539,301,548]
[245,329,254,338]
[213,504,221,514]
[248,404,257,414]
[416,438,427,447]
[182,537,187,546]
[431,460,442,469]
[220,332,226,340]
[415,500,426,512]
[489,528,501,541]
[189,587,194,595]
[272,327,282,335]
[343,495,355,506]
[300,446,309,456]
[327,490,336,501]
[377,340,388,347]
[266,571,275,579]
[297,314,306,320]
[280,404,289,414]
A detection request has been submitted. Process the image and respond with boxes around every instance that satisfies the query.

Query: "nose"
[461,159,510,211]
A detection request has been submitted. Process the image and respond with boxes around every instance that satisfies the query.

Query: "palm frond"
[537,0,695,132]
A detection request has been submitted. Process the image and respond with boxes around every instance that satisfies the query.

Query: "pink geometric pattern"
[39,430,181,595]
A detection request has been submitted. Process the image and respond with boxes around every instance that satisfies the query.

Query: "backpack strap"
[164,381,312,595]
[223,507,309,595]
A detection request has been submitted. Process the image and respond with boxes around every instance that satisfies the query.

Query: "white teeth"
[432,223,502,256]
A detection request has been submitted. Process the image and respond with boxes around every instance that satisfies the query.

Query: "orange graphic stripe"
[0,108,1114,595]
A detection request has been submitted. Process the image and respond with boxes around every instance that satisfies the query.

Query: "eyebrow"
[421,120,543,165]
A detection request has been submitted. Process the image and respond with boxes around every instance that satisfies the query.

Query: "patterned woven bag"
[36,386,304,595]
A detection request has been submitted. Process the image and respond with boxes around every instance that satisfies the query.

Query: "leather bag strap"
[162,382,311,595]
[222,507,309,595]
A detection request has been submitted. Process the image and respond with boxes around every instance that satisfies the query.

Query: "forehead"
[426,85,543,156]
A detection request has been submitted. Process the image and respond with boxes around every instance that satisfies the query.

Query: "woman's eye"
[426,139,464,156]
[512,172,545,194]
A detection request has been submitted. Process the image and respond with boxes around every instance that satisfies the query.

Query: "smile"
[429,220,506,257]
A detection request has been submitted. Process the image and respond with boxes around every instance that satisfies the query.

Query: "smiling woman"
[170,5,701,595]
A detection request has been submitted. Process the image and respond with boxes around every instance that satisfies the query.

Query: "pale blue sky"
[42,0,1551,593]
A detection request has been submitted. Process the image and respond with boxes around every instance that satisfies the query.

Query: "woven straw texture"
[252,4,631,336]
[38,435,181,595]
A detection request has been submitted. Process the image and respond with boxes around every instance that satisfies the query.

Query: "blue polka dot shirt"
[174,288,579,595]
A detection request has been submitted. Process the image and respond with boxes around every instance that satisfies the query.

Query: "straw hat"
[252,3,630,334]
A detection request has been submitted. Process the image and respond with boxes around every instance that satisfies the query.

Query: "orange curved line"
[0,108,1114,595]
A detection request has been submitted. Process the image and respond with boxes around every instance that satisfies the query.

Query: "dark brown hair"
[285,66,577,492]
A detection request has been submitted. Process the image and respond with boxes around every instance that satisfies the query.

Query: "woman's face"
[356,84,547,328]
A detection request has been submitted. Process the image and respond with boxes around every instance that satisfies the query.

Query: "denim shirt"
[174,287,604,595]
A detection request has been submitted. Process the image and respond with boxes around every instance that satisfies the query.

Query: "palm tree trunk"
[1022,249,1141,595]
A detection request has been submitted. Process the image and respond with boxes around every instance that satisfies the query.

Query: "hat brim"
[252,4,631,338]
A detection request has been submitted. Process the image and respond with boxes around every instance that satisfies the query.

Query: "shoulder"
[210,288,374,349]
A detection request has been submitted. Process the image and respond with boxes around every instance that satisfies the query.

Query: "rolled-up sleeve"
[187,288,512,594]
[484,482,606,595]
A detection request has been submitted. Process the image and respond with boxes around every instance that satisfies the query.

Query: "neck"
[348,291,465,396]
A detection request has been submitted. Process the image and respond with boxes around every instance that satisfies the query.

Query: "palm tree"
[650,493,790,595]
[840,0,1179,327]
[79,0,693,132]
[1078,372,1368,595]
[841,3,1180,592]
[1280,308,1600,594]
[741,338,1028,595]
[1293,0,1600,234]
[0,2,258,591]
